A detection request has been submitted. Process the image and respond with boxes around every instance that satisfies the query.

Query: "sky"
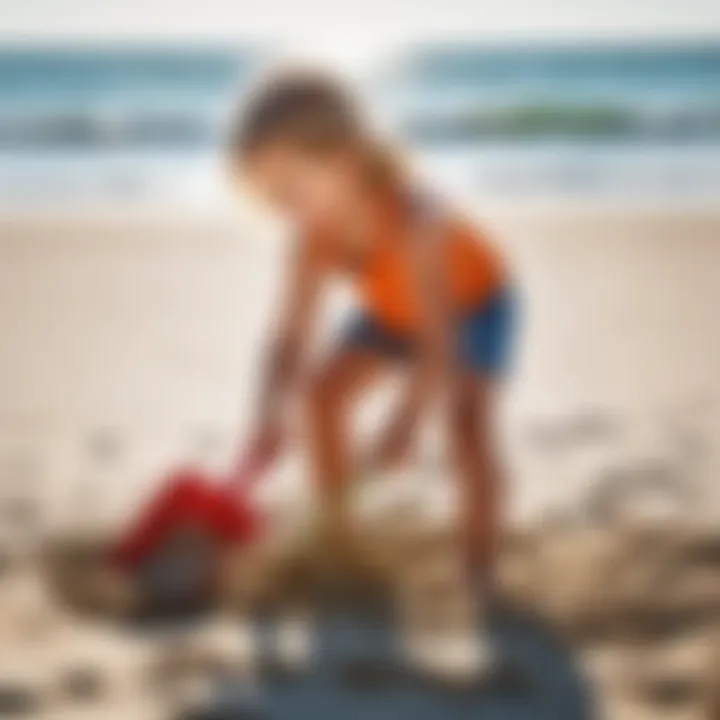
[1,0,720,69]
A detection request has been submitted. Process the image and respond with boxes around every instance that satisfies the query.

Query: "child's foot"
[404,625,495,687]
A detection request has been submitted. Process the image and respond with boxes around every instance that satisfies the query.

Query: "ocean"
[1,42,720,207]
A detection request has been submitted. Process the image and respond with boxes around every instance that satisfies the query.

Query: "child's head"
[230,69,384,229]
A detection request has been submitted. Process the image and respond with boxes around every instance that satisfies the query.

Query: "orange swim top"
[312,191,507,333]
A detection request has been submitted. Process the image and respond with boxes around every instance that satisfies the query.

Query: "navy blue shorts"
[341,286,517,378]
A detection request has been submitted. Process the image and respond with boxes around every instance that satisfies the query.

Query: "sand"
[0,204,719,527]
[0,203,719,718]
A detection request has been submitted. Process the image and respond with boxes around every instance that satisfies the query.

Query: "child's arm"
[246,237,323,461]
[368,223,457,468]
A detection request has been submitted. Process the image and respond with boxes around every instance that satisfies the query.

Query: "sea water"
[1,42,720,208]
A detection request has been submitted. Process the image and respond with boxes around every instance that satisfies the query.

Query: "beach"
[0,203,719,720]
[0,33,719,720]
[1,203,719,528]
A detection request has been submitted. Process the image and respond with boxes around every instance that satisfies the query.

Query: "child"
[233,70,515,595]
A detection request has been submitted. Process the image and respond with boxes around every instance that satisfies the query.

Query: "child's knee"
[450,391,479,436]
[309,366,349,416]
[449,394,499,462]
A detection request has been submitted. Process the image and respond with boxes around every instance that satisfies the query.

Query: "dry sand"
[0,204,718,526]
[0,204,719,718]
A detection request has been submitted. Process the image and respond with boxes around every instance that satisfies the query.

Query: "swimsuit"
[313,188,516,378]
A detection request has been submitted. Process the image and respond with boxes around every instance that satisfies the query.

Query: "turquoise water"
[1,42,720,204]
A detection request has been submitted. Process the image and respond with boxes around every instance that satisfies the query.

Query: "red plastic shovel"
[113,439,277,572]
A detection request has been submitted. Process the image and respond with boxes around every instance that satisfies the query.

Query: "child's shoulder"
[404,181,447,225]
[405,182,490,242]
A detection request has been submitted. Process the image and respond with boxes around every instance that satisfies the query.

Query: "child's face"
[243,143,360,230]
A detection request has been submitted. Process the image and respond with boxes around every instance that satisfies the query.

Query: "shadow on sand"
[178,602,594,720]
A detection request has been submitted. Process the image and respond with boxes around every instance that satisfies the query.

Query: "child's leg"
[449,372,504,589]
[307,349,388,536]
[453,287,515,588]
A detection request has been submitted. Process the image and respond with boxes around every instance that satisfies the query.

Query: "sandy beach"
[0,203,719,720]
[1,204,719,527]
[1,28,719,720]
